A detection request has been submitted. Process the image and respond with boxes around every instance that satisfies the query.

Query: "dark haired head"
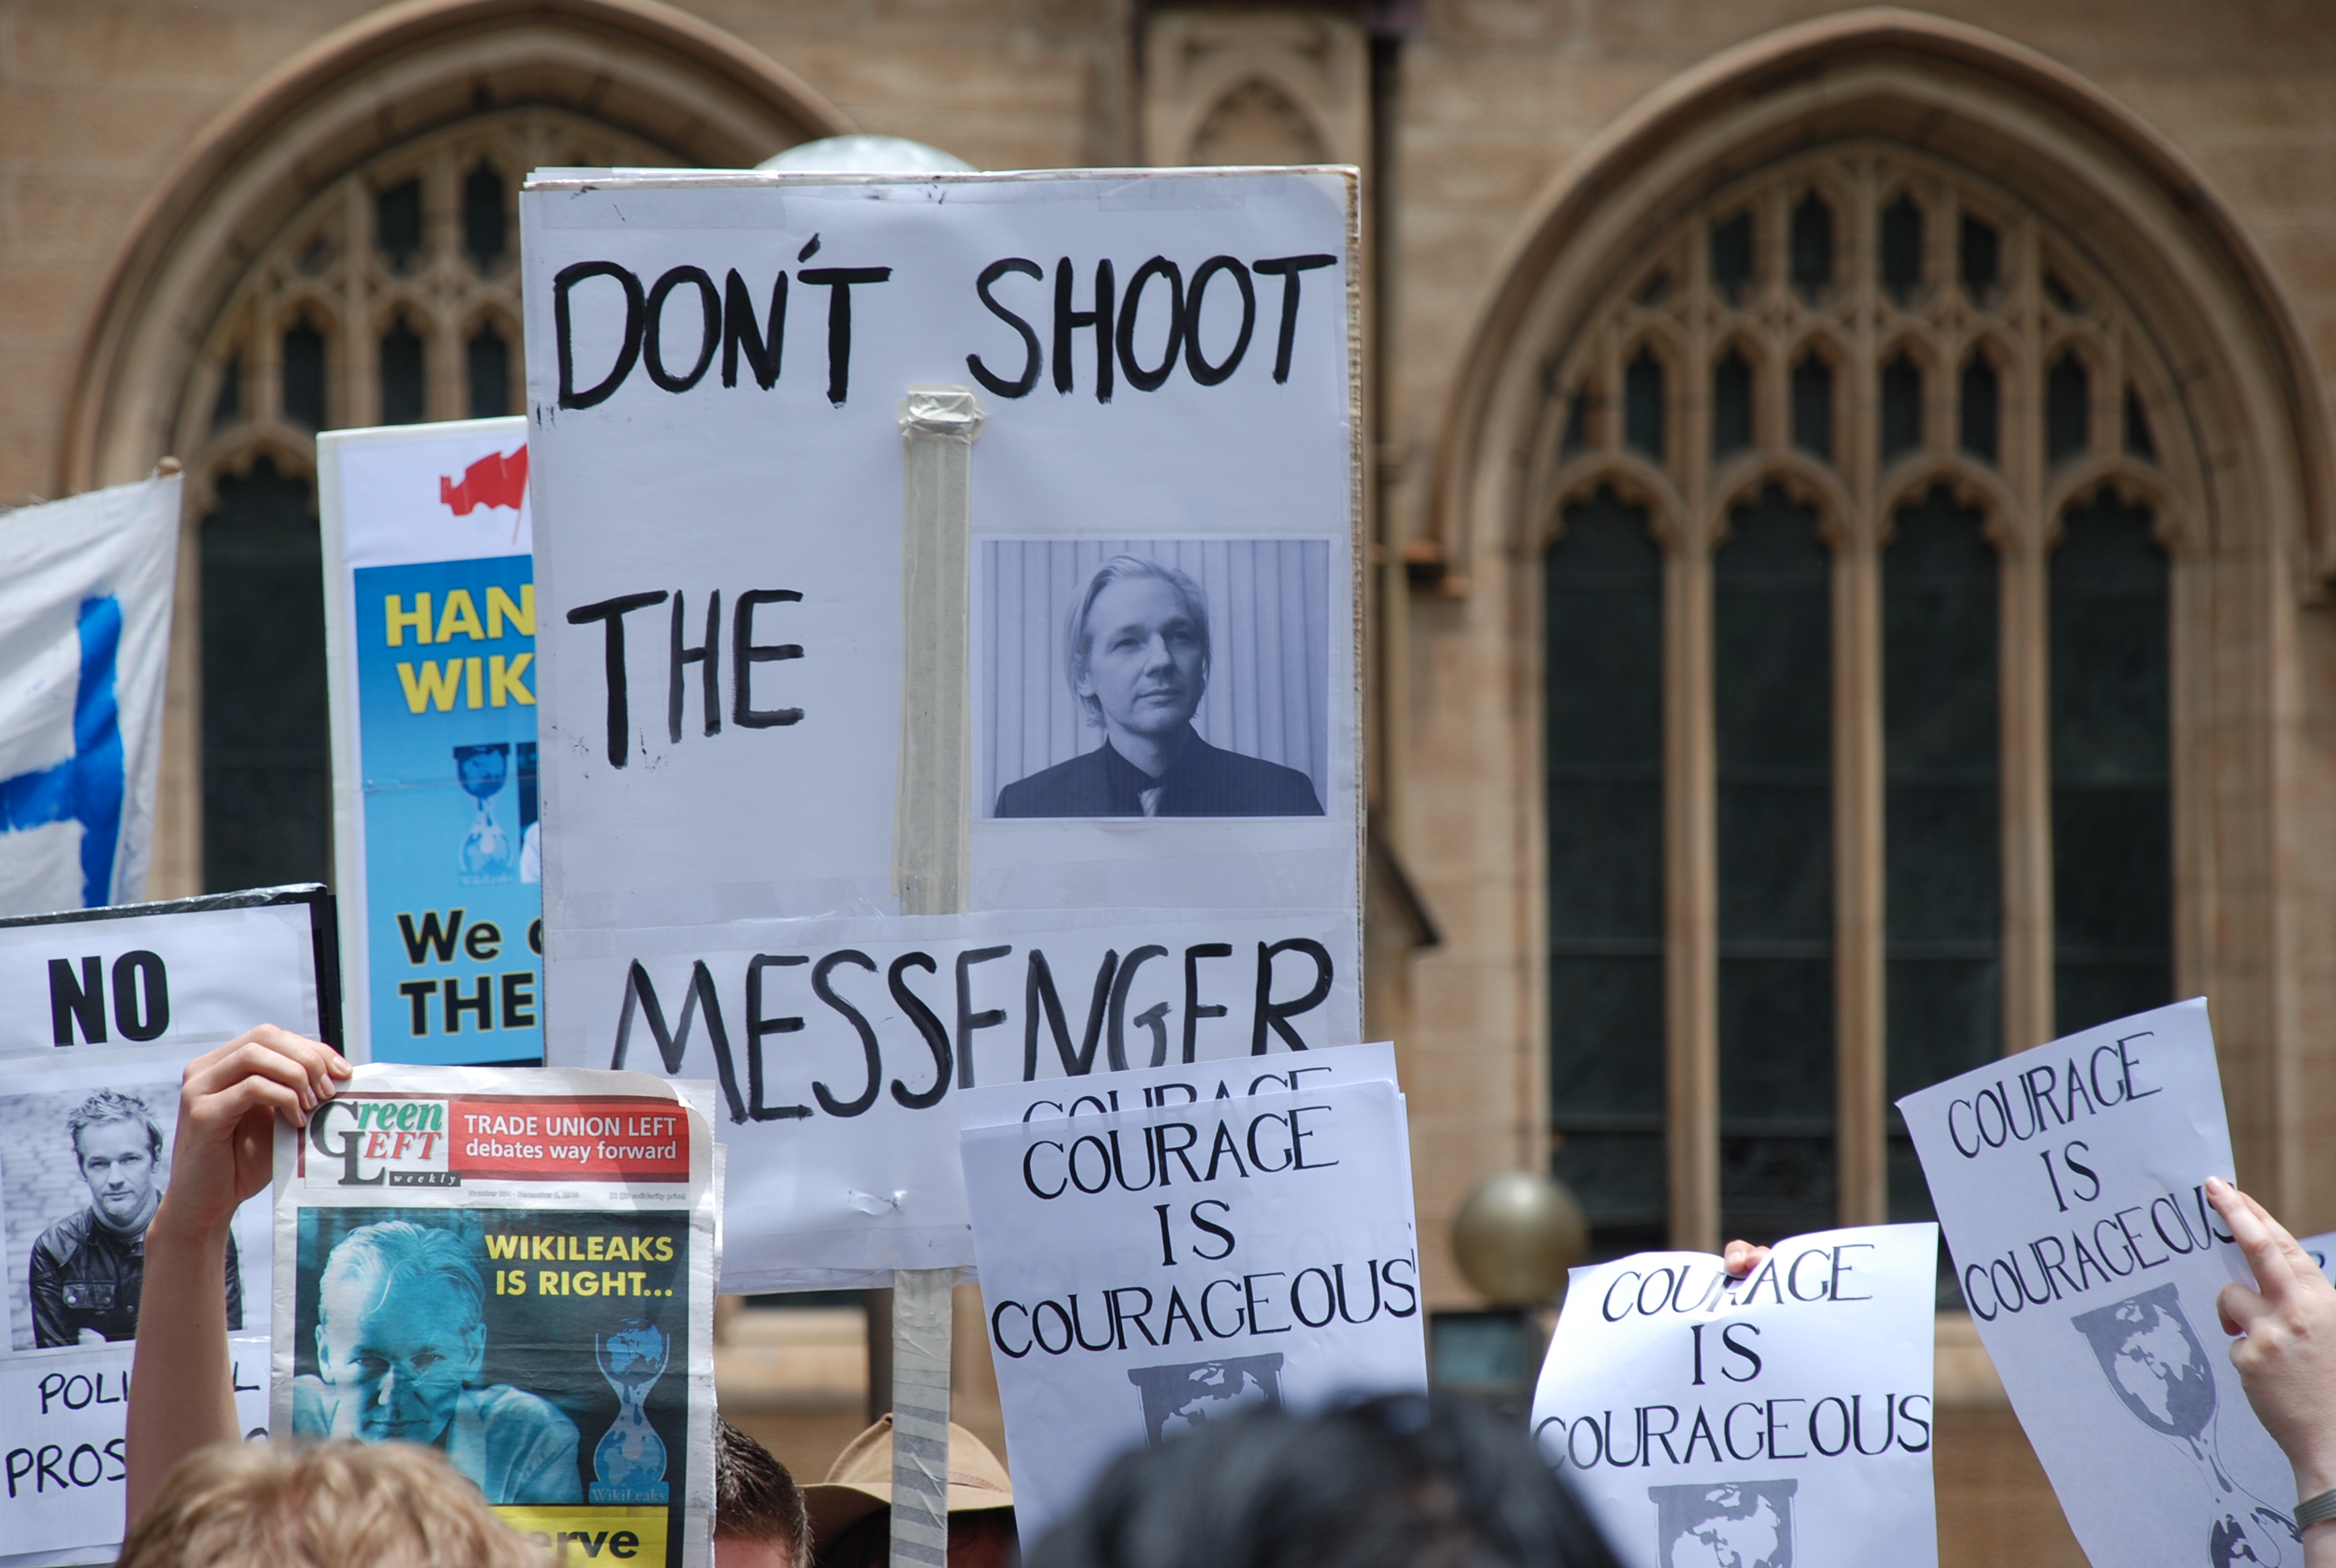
[1026,1393,1620,1568]
[716,1418,811,1567]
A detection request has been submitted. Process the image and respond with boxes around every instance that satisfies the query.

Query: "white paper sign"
[0,475,179,919]
[961,1075,1425,1541]
[1530,1225,1939,1568]
[0,889,331,1060]
[0,887,336,1564]
[1899,999,2300,1567]
[520,169,1363,1280]
[556,908,1358,1288]
[2298,1230,2336,1284]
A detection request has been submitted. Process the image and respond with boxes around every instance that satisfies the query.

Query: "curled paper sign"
[1530,1224,1941,1568]
[1898,1000,2297,1568]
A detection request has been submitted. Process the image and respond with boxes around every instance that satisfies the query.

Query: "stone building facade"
[6,2,2334,1559]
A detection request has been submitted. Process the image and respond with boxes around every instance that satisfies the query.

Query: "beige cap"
[802,1415,1015,1549]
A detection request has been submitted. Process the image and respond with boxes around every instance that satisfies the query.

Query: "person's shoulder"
[1186,739,1323,815]
[32,1207,96,1265]
[472,1382,581,1438]
[995,747,1110,817]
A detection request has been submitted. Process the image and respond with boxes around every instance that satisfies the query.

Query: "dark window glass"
[202,457,329,892]
[1625,348,1665,463]
[1546,488,1666,1258]
[2047,352,2089,465]
[2125,386,2159,461]
[468,322,511,418]
[1881,352,1922,461]
[282,318,326,430]
[1716,484,1834,1243]
[1959,356,2000,465]
[2044,271,2081,313]
[211,353,243,432]
[1791,354,1833,464]
[1712,348,1752,459]
[1711,213,1753,300]
[1884,486,2000,1285]
[1959,216,2000,301]
[376,178,423,273]
[2051,496,2171,1034]
[1789,193,1833,300]
[1880,195,1923,302]
[463,162,508,273]
[1561,390,1589,459]
[381,315,425,425]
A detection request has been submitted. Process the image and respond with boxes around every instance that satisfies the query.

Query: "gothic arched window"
[185,110,678,892]
[1539,146,2187,1261]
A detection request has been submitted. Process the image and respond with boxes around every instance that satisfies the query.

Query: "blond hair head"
[119,1440,536,1568]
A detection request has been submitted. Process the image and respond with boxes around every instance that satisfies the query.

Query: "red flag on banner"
[439,445,529,515]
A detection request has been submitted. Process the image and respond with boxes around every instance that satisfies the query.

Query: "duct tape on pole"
[891,385,983,1568]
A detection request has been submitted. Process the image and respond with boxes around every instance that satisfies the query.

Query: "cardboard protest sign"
[519,167,1362,1281]
[1530,1225,1940,1568]
[1899,1000,2299,1568]
[0,886,334,1566]
[320,418,540,1065]
[960,1075,1425,1541]
[0,474,179,920]
[273,1064,718,1567]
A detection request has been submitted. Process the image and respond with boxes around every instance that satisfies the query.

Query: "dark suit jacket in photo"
[995,730,1324,818]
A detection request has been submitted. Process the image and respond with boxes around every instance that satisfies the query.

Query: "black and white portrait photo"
[982,540,1332,819]
[2,1079,243,1349]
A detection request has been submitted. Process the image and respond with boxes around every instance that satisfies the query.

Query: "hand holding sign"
[2207,1179,2336,1512]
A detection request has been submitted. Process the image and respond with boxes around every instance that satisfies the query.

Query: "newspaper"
[272,1064,718,1567]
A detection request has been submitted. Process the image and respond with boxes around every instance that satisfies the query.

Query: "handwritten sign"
[1530,1224,1938,1568]
[1900,999,2297,1568]
[961,1075,1423,1541]
[519,169,1363,1284]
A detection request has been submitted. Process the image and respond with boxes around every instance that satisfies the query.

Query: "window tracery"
[1537,144,2188,1264]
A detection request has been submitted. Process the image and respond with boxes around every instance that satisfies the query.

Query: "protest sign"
[0,473,179,919]
[520,167,1362,1279]
[2301,1229,2336,1282]
[1899,999,2297,1568]
[319,417,540,1065]
[960,1074,1425,1541]
[561,907,1358,1289]
[0,886,333,1566]
[273,1063,718,1566]
[1529,1224,1939,1568]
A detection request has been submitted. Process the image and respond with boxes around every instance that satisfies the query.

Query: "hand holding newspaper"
[271,1064,719,1568]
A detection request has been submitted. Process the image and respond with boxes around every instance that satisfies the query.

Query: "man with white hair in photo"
[31,1088,241,1346]
[995,554,1324,818]
[292,1218,581,1504]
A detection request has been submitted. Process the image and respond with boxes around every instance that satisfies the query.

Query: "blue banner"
[353,555,540,1063]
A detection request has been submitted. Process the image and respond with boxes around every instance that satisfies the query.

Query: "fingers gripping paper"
[1898,1000,2299,1568]
[272,1065,719,1568]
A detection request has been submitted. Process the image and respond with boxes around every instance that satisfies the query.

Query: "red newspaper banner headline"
[449,1096,690,1182]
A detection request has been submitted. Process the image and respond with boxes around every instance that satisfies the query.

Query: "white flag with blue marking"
[0,474,180,916]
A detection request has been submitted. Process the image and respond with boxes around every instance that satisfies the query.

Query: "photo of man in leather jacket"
[28,1088,241,1347]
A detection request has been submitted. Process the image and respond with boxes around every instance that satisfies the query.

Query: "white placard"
[0,890,329,1059]
[961,1076,1425,1542]
[553,907,1358,1289]
[954,1037,1395,1129]
[1530,1225,1939,1568]
[0,475,178,919]
[520,169,1364,1278]
[1899,999,2299,1567]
